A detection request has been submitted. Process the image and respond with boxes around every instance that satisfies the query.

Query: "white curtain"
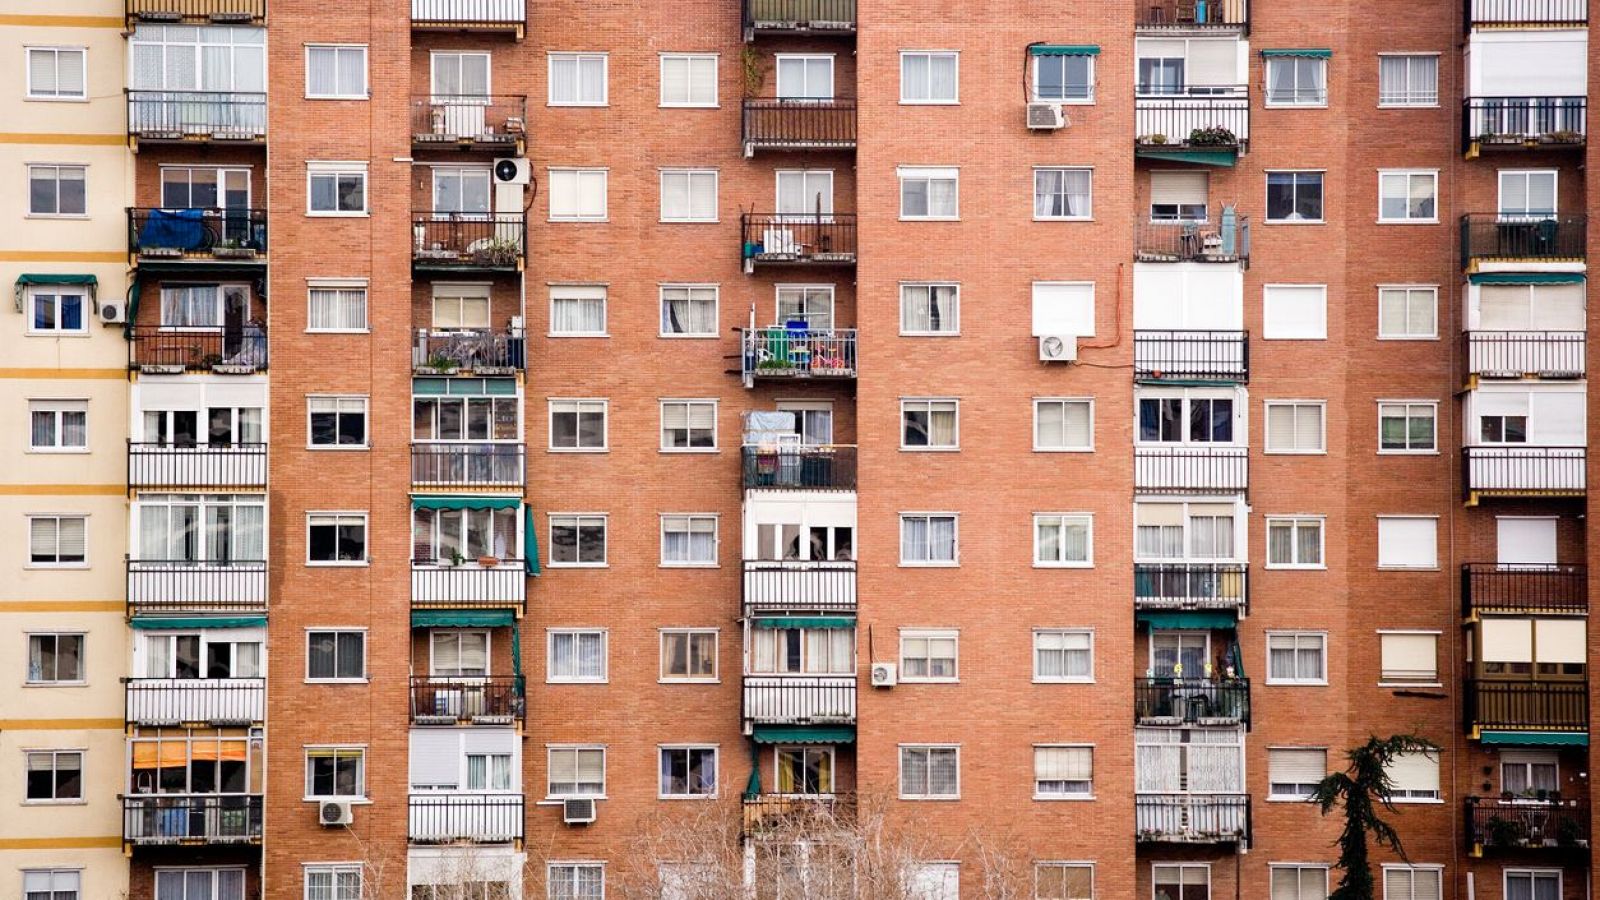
[926,178,957,217]
[162,286,220,328]
[552,296,605,333]
[1035,169,1091,218]
[310,289,367,331]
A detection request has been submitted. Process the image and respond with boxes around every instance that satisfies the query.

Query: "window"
[549,630,607,682]
[1500,170,1558,218]
[25,285,89,335]
[307,163,367,215]
[1153,864,1209,900]
[430,49,489,101]
[1137,391,1236,445]
[549,400,607,451]
[304,865,361,900]
[1034,399,1093,451]
[308,396,368,448]
[305,748,364,798]
[1267,517,1324,568]
[1379,170,1438,223]
[29,400,87,452]
[156,283,245,330]
[431,283,490,331]
[899,746,959,798]
[430,630,488,678]
[660,285,717,337]
[776,169,834,218]
[1135,502,1240,563]
[660,54,717,107]
[305,45,366,98]
[307,630,365,681]
[1378,54,1438,106]
[660,630,716,681]
[1267,632,1327,684]
[909,863,960,900]
[28,165,86,217]
[1262,285,1328,339]
[28,515,86,567]
[547,864,604,900]
[26,47,86,100]
[25,750,82,802]
[550,284,607,335]
[27,633,84,684]
[1034,53,1094,102]
[548,169,607,221]
[660,170,718,222]
[1267,748,1326,799]
[1379,632,1438,684]
[1501,752,1558,797]
[1378,402,1436,453]
[775,284,834,329]
[1034,630,1093,682]
[1377,516,1437,569]
[1150,171,1208,222]
[1270,865,1330,899]
[1265,56,1327,106]
[1035,864,1093,899]
[775,746,834,794]
[1385,752,1440,802]
[307,513,367,564]
[750,627,854,675]
[901,515,957,565]
[408,503,513,569]
[902,399,958,449]
[155,871,246,900]
[307,282,368,332]
[550,515,607,566]
[661,400,718,450]
[1504,871,1561,900]
[1034,746,1093,798]
[22,870,80,900]
[775,54,834,99]
[1264,402,1325,453]
[1034,515,1092,567]
[661,515,717,566]
[1383,866,1441,899]
[547,747,605,797]
[900,630,958,681]
[136,494,263,563]
[1034,168,1093,220]
[899,167,959,219]
[659,746,716,798]
[548,53,607,105]
[900,283,959,334]
[1378,286,1438,339]
[1266,171,1323,223]
[900,51,959,103]
[431,166,490,215]
[129,24,265,94]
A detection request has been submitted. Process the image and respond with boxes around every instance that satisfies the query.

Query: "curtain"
[308,47,337,96]
[1189,742,1244,793]
[1135,740,1181,792]
[553,297,604,333]
[140,504,171,559]
[155,872,185,900]
[902,516,928,561]
[310,289,366,331]
[577,633,603,677]
[217,871,244,900]
[550,58,578,101]
[145,635,171,678]
[163,286,220,328]
[926,178,957,217]
[928,56,956,100]
[753,629,776,672]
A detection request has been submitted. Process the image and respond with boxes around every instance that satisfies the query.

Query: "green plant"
[426,352,457,372]
[1187,126,1237,147]
[1556,814,1584,847]
[1311,734,1438,900]
[741,46,768,97]
[1486,815,1526,848]
[471,237,521,267]
[1546,129,1582,143]
[450,550,465,567]
[1138,133,1169,145]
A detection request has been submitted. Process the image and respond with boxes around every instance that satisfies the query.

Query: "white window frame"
[1033,744,1095,800]
[546,746,607,799]
[1034,862,1095,899]
[1264,55,1329,108]
[898,166,960,221]
[547,52,608,106]
[303,746,366,800]
[1269,864,1332,897]
[1377,169,1440,224]
[1152,863,1211,898]
[1377,629,1441,687]
[25,46,88,101]
[659,53,718,108]
[1377,285,1439,340]
[659,628,718,683]
[1034,514,1094,568]
[1265,630,1329,685]
[899,282,960,336]
[302,864,362,900]
[899,628,959,683]
[548,513,608,568]
[1377,400,1438,454]
[547,398,608,452]
[1381,864,1446,897]
[1262,284,1329,340]
[22,870,81,900]
[1377,53,1439,107]
[899,513,959,567]
[548,284,608,337]
[305,512,368,566]
[659,514,718,568]
[1032,52,1096,104]
[547,168,609,222]
[26,164,87,218]
[23,749,83,803]
[1033,628,1095,684]
[898,744,960,800]
[659,169,719,223]
[24,285,91,336]
[1033,398,1094,452]
[28,400,88,453]
[27,514,88,569]
[899,50,959,104]
[1032,167,1094,221]
[1376,515,1439,570]
[306,395,368,450]
[1503,869,1562,900]
[1264,170,1325,224]
[659,399,719,452]
[547,628,609,683]
[305,278,369,333]
[659,283,719,338]
[305,162,368,217]
[1263,400,1327,454]
[1499,169,1559,218]
[304,628,367,683]
[900,398,959,451]
[303,44,368,100]
[1266,749,1328,801]
[1265,516,1326,569]
[26,632,86,685]
[657,745,718,800]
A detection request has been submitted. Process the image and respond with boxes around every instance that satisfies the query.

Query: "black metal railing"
[128,326,268,373]
[1136,794,1251,844]
[1135,91,1249,147]
[128,442,267,489]
[410,443,525,488]
[410,676,525,726]
[1463,98,1586,149]
[125,677,265,725]
[414,328,526,373]
[1134,219,1250,266]
[411,0,526,27]
[744,0,856,33]
[1463,331,1585,379]
[1460,215,1587,263]
[129,207,267,260]
[123,795,263,846]
[1467,0,1586,27]
[408,793,525,844]
[742,445,857,490]
[1137,0,1249,28]
[1462,564,1588,616]
[1135,678,1250,729]
[743,676,856,725]
[1466,797,1590,853]
[1135,330,1249,381]
[126,559,268,616]
[410,95,527,145]
[1134,563,1248,613]
[1462,447,1587,498]
[1465,679,1588,732]
[127,91,266,141]
[742,793,857,841]
[741,213,857,266]
[126,0,266,25]
[411,561,527,610]
[743,561,857,614]
[742,328,857,379]
[413,213,526,268]
[1135,447,1248,494]
[742,99,856,150]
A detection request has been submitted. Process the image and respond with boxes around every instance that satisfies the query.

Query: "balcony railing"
[126,0,266,25]
[1136,794,1251,844]
[742,328,857,380]
[743,0,856,35]
[125,677,265,726]
[1467,0,1586,27]
[410,95,526,147]
[129,326,268,374]
[1463,331,1585,379]
[742,214,857,267]
[742,445,857,490]
[1463,98,1586,149]
[126,559,268,616]
[128,442,267,490]
[1136,90,1250,148]
[408,793,525,844]
[412,214,526,269]
[1465,679,1588,733]
[743,675,856,725]
[742,99,856,153]
[1134,219,1250,266]
[1135,447,1248,494]
[1466,797,1590,853]
[414,328,526,374]
[743,561,857,614]
[410,676,525,726]
[1136,0,1249,29]
[411,0,526,30]
[1135,678,1251,729]
[1135,330,1249,381]
[130,208,267,262]
[123,795,263,846]
[1460,215,1587,264]
[411,443,526,488]
[1462,447,1586,499]
[411,561,526,610]
[742,793,857,841]
[1134,563,1248,613]
[1462,564,1588,616]
[127,91,266,143]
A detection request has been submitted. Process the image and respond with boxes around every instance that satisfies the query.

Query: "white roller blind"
[1535,618,1586,663]
[1380,633,1437,680]
[1135,503,1184,526]
[1263,285,1328,339]
[1385,868,1441,900]
[1479,285,1532,329]
[1188,39,1240,85]
[1496,517,1558,566]
[1150,172,1207,207]
[409,730,462,787]
[1377,517,1437,568]
[1386,752,1439,792]
[29,518,57,558]
[55,517,87,558]
[1476,390,1530,416]
[1188,503,1236,517]
[1535,282,1585,330]
[1475,35,1586,95]
[1137,38,1187,59]
[1268,748,1325,784]
[1035,746,1093,780]
[1031,283,1095,337]
[1482,618,1534,663]
[1530,391,1585,445]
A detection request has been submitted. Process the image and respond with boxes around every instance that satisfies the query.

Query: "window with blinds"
[548,53,607,105]
[1034,399,1093,450]
[661,515,717,566]
[1267,748,1326,798]
[1477,283,1585,331]
[28,515,87,566]
[1263,285,1328,340]
[1150,171,1208,222]
[1035,630,1094,682]
[1377,517,1437,569]
[1035,514,1093,566]
[1382,866,1441,900]
[549,630,607,681]
[660,54,717,107]
[901,630,958,681]
[1264,402,1325,453]
[1266,632,1326,684]
[1378,54,1438,106]
[1385,752,1440,801]
[901,283,960,334]
[1379,632,1438,684]
[26,47,86,100]
[1034,746,1094,797]
[550,285,607,335]
[547,747,605,797]
[308,283,368,332]
[660,400,717,450]
[902,399,959,449]
[660,170,718,223]
[899,746,960,798]
[305,45,367,99]
[548,169,608,220]
[1035,864,1093,900]
[1266,517,1324,568]
[1378,286,1438,339]
[1269,865,1329,900]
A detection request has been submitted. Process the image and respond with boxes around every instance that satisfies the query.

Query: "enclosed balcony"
[741,328,857,381]
[410,676,525,727]
[741,214,857,270]
[125,677,265,726]
[1465,679,1588,736]
[411,561,527,611]
[1135,447,1248,494]
[742,99,856,155]
[1136,0,1249,30]
[127,92,267,145]
[1134,330,1249,382]
[1135,794,1250,844]
[1463,98,1586,153]
[742,793,856,842]
[126,0,266,26]
[126,559,268,617]
[409,793,525,844]
[742,445,857,491]
[410,95,526,151]
[1464,331,1584,380]
[1134,218,1250,266]
[1466,797,1589,855]
[410,443,525,489]
[128,326,267,374]
[413,214,525,271]
[743,676,856,726]
[743,0,856,38]
[129,208,267,265]
[743,561,857,615]
[1462,447,1586,501]
[1466,0,1586,27]
[411,0,526,37]
[1462,564,1587,616]
[1134,563,1248,613]
[414,328,526,375]
[1134,678,1251,729]
[123,795,263,848]
[1460,215,1587,268]
[128,442,266,490]
[1135,90,1249,158]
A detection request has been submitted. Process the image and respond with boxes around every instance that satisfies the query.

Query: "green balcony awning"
[524,503,540,576]
[411,609,514,628]
[752,725,856,745]
[1030,44,1100,56]
[1137,610,1238,630]
[752,616,856,629]
[412,377,517,396]
[129,616,267,630]
[14,273,98,314]
[1134,148,1238,167]
[1480,730,1588,746]
[1262,48,1332,58]
[412,495,522,511]
[1469,272,1586,285]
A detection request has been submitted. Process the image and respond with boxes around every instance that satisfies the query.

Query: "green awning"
[1480,730,1589,746]
[752,616,856,629]
[129,616,267,630]
[14,274,98,314]
[411,609,514,628]
[1262,48,1332,58]
[412,495,522,511]
[1134,148,1238,167]
[1137,610,1238,630]
[524,503,540,576]
[412,377,517,396]
[744,741,763,799]
[752,725,856,745]
[1030,44,1100,56]
[1469,273,1586,285]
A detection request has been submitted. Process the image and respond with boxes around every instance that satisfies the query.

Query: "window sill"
[899,795,960,801]
[548,332,611,338]
[1264,565,1328,571]
[25,332,92,338]
[658,333,719,340]
[898,100,960,106]
[25,96,90,104]
[305,95,371,101]
[25,214,91,221]
[1033,562,1094,570]
[900,446,961,452]
[899,216,961,223]
[1265,680,1329,687]
[659,562,719,569]
[900,678,960,685]
[22,799,87,806]
[1376,219,1441,226]
[305,678,370,685]
[1389,797,1443,805]
[1376,335,1440,341]
[304,796,373,804]
[306,444,371,451]
[23,681,88,688]
[658,793,719,801]
[548,217,610,224]
[1033,794,1095,802]
[1377,450,1440,456]
[27,448,91,455]
[24,563,90,571]
[542,795,608,803]
[1033,446,1094,453]
[1264,219,1326,226]
[1034,98,1096,106]
[1032,678,1095,685]
[659,448,721,455]
[306,211,371,218]
[899,561,959,568]
[1264,102,1329,110]
[1378,681,1443,689]
[547,563,610,569]
[546,678,609,685]
[900,331,962,338]
[1376,566,1440,572]
[1263,449,1327,456]
[658,678,721,685]
[1265,795,1317,803]
[659,219,721,225]
[548,446,609,454]
[1033,216,1095,223]
[659,103,720,110]
[305,329,371,335]
[547,102,610,108]
[307,561,370,568]
[1378,103,1440,110]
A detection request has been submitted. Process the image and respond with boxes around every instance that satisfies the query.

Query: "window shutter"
[1535,618,1586,664]
[1265,406,1297,450]
[1377,517,1437,568]
[687,403,715,430]
[1036,746,1092,781]
[1534,282,1586,330]
[1264,285,1328,339]
[1386,752,1439,793]
[1478,285,1531,330]
[408,730,462,788]
[30,518,57,558]
[662,404,687,430]
[1383,869,1409,898]
[1295,405,1324,450]
[1482,618,1533,663]
[55,517,86,558]
[1150,172,1208,207]
[1135,503,1184,527]
[57,52,84,95]
[1268,748,1325,784]
[1476,390,1530,416]
[575,749,604,784]
[663,58,689,101]
[1496,517,1558,566]
[1031,283,1095,337]
[1410,868,1440,899]
[1061,402,1090,445]
[1380,633,1437,680]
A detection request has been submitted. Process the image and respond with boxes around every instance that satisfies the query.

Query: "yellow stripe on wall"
[0,836,123,851]
[0,719,124,730]
[0,14,124,28]
[0,368,126,380]
[0,250,125,262]
[0,133,126,146]
[0,600,123,613]
[0,484,124,495]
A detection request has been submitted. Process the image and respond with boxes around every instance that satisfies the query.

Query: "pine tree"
[1311,734,1438,900]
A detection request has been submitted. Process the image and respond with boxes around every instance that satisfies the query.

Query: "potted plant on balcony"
[1187,126,1237,147]
[211,238,257,260]
[477,554,501,568]
[470,237,521,268]
[1556,815,1586,848]
[1138,133,1169,146]
[1487,814,1527,848]
[447,550,465,568]
[425,352,459,376]
[1545,129,1582,144]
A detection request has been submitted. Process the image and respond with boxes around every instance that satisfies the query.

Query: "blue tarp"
[139,208,208,252]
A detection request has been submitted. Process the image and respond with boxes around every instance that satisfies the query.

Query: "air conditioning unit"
[99,302,126,325]
[870,662,897,688]
[562,798,597,825]
[319,800,353,827]
[493,157,531,185]
[1026,102,1066,131]
[1039,334,1078,362]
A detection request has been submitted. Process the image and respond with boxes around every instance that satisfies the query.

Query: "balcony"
[1135,90,1249,154]
[1134,563,1248,613]
[413,214,525,271]
[410,676,525,727]
[1462,564,1587,616]
[128,442,266,490]
[408,793,525,844]
[1460,215,1587,267]
[1136,0,1249,30]
[743,675,856,726]
[1465,679,1588,735]
[741,214,857,269]
[411,0,526,36]
[410,95,526,151]
[125,678,265,726]
[743,0,856,37]
[742,99,856,155]
[411,443,526,489]
[1463,331,1585,380]
[414,328,526,375]
[742,793,856,842]
[1466,0,1586,27]
[129,208,267,265]
[1463,98,1586,153]
[411,561,526,611]
[1136,794,1250,844]
[1466,797,1589,855]
[127,92,266,145]
[1135,447,1248,495]
[126,559,267,617]
[129,327,267,374]
[123,795,263,847]
[1135,678,1251,729]
[1134,219,1250,266]
[743,561,857,614]
[1134,331,1249,382]
[741,328,857,381]
[742,445,857,491]
[1462,447,1586,501]
[126,0,266,26]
